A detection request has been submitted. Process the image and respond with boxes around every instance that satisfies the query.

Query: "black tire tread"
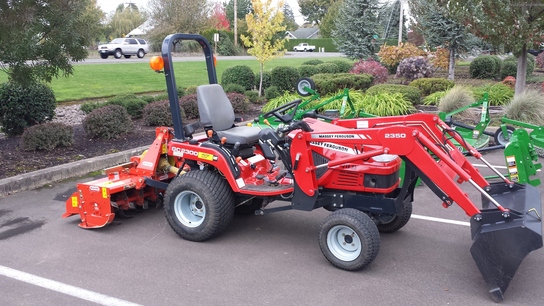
[376,201,412,233]
[164,170,234,242]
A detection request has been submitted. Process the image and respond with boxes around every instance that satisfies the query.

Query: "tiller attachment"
[470,182,543,302]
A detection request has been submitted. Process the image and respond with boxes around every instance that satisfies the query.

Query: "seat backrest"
[197,84,235,131]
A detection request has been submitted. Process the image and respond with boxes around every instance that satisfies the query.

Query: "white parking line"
[0,265,142,306]
[412,214,470,227]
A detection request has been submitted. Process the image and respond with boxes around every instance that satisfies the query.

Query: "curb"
[0,146,148,198]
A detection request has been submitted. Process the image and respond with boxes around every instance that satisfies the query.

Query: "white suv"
[98,38,149,59]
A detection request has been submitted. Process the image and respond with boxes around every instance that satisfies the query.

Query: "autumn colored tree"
[241,0,287,96]
[441,0,544,95]
[211,2,230,30]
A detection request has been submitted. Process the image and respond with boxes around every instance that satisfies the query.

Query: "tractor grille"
[312,152,329,179]
[335,171,361,187]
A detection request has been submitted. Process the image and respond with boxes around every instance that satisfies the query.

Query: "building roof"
[285,27,320,39]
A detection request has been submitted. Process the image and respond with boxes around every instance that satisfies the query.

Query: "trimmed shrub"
[537,52,544,68]
[140,95,156,104]
[315,63,339,74]
[489,55,502,78]
[367,84,422,105]
[302,59,324,66]
[470,55,498,79]
[179,94,199,119]
[408,78,455,96]
[106,94,147,118]
[223,83,246,94]
[312,73,374,96]
[255,71,272,94]
[21,122,74,151]
[396,56,433,83]
[502,76,516,89]
[298,65,319,78]
[185,86,198,95]
[153,92,169,102]
[378,42,427,74]
[221,65,255,90]
[501,56,535,79]
[83,105,133,139]
[143,100,184,126]
[177,86,186,98]
[350,59,388,84]
[81,101,107,114]
[0,82,56,137]
[264,86,280,100]
[327,60,353,73]
[471,83,514,106]
[244,90,261,104]
[227,93,249,113]
[271,66,300,92]
[358,93,416,116]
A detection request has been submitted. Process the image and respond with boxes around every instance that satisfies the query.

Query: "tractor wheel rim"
[174,191,205,228]
[298,80,310,95]
[327,225,362,261]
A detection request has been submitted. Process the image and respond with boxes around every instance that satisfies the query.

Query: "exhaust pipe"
[470,182,543,302]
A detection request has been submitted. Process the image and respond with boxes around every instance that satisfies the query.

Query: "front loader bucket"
[470,183,543,302]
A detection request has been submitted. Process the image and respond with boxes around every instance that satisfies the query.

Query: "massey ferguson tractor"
[63,34,543,302]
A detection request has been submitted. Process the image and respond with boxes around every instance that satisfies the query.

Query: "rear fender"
[169,141,243,192]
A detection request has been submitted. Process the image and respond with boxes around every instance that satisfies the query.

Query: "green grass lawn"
[0,56,349,103]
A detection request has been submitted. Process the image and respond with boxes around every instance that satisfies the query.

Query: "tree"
[409,0,470,80]
[378,0,407,42]
[0,0,104,84]
[299,0,341,25]
[211,2,230,30]
[224,0,253,28]
[147,0,212,47]
[319,1,341,38]
[283,3,299,31]
[442,0,544,95]
[107,3,147,38]
[241,0,287,96]
[333,0,381,60]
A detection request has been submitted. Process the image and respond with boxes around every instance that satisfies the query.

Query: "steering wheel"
[263,99,302,124]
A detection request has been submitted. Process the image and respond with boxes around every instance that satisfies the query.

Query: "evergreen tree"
[283,3,299,31]
[378,0,406,42]
[333,0,380,59]
[319,1,341,38]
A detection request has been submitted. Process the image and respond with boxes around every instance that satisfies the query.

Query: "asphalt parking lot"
[0,149,543,306]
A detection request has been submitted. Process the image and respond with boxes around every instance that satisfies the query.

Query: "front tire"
[296,77,316,97]
[494,125,515,146]
[137,49,145,58]
[319,209,380,271]
[100,54,108,59]
[375,201,412,233]
[114,49,122,59]
[164,170,234,242]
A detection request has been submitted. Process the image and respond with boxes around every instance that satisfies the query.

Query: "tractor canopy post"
[161,34,217,140]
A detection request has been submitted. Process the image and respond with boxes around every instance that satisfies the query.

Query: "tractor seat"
[197,84,260,145]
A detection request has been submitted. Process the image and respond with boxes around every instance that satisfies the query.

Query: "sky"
[95,0,305,25]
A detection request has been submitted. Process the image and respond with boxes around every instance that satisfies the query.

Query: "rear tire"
[100,54,108,59]
[137,49,145,58]
[114,49,122,59]
[164,170,234,241]
[494,125,515,146]
[319,208,380,271]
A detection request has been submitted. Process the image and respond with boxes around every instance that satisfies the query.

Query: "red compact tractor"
[63,34,543,302]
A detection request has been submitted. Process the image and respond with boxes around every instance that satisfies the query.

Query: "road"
[0,149,543,306]
[80,51,346,65]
